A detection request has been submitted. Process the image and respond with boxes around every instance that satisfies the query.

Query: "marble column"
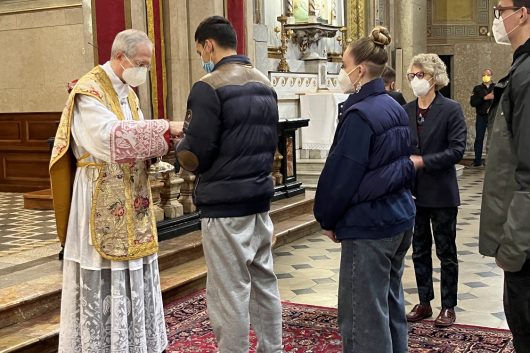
[392,0,427,101]
[164,0,224,121]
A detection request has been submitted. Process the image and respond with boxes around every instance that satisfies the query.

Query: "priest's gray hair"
[408,53,450,91]
[111,29,153,59]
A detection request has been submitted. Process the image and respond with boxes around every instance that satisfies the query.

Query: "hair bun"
[370,26,391,47]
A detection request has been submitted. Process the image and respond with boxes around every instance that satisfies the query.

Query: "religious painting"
[432,0,474,24]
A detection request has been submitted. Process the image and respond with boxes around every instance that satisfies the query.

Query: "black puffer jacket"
[176,55,278,218]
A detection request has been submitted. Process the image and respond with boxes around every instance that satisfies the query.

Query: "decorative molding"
[428,0,490,41]
[269,72,340,94]
[0,0,81,14]
[270,72,318,94]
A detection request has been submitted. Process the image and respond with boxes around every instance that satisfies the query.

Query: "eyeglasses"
[493,6,523,19]
[125,55,151,71]
[407,71,426,81]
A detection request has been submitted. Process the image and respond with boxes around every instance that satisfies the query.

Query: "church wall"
[0,6,91,113]
[164,0,224,121]
[429,42,512,153]
[426,0,513,153]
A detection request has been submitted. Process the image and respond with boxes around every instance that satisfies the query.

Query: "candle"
[309,0,316,16]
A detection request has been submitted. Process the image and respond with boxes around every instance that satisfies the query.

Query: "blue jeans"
[338,230,413,353]
[474,115,488,166]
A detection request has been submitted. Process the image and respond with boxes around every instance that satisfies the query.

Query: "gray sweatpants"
[201,213,283,353]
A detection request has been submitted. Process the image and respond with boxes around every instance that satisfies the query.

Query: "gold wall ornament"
[347,0,366,40]
[275,15,293,72]
[337,26,352,53]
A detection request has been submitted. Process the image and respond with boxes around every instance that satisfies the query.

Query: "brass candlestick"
[274,15,293,72]
[337,26,352,53]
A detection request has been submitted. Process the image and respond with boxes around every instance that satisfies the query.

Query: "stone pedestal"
[150,177,165,222]
[160,173,184,219]
[177,168,197,214]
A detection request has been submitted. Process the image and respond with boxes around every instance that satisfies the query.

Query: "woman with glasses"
[403,53,467,328]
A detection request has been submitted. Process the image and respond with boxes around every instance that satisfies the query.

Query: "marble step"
[0,191,315,331]
[296,159,326,173]
[298,171,322,186]
[0,215,319,353]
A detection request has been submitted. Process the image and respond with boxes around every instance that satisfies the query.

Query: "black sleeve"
[496,67,530,272]
[396,92,407,106]
[470,85,485,108]
[422,104,467,171]
[313,113,372,230]
[510,70,530,191]
[176,81,221,173]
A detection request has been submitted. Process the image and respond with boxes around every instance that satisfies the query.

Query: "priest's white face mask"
[120,55,149,87]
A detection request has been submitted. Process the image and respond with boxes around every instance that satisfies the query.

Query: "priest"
[50,29,182,353]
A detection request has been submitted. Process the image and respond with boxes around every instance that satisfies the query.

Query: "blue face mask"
[201,46,215,73]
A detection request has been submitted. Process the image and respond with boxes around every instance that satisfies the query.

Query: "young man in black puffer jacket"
[175,16,282,353]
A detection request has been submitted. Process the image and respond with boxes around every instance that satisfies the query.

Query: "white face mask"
[492,9,522,46]
[410,76,434,97]
[121,55,148,87]
[338,66,360,94]
[122,66,148,87]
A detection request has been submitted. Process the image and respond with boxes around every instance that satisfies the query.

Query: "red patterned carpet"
[165,290,514,353]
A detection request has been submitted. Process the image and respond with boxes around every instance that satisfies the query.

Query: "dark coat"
[388,90,407,105]
[470,83,495,116]
[404,93,467,208]
[176,55,278,218]
[314,79,415,240]
[480,43,530,272]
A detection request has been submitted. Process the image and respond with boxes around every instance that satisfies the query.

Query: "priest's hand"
[323,230,339,243]
[169,121,185,138]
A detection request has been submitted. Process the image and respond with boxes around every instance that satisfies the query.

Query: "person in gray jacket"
[480,1,530,351]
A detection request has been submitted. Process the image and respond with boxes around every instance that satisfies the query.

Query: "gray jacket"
[479,52,530,272]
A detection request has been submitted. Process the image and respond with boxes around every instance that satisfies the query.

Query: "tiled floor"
[0,168,508,329]
[0,192,61,281]
[0,192,57,256]
[273,168,509,329]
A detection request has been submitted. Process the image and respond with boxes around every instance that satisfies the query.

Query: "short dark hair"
[381,66,396,84]
[513,0,530,7]
[195,16,237,49]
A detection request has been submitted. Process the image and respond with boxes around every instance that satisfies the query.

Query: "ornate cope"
[49,66,159,261]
